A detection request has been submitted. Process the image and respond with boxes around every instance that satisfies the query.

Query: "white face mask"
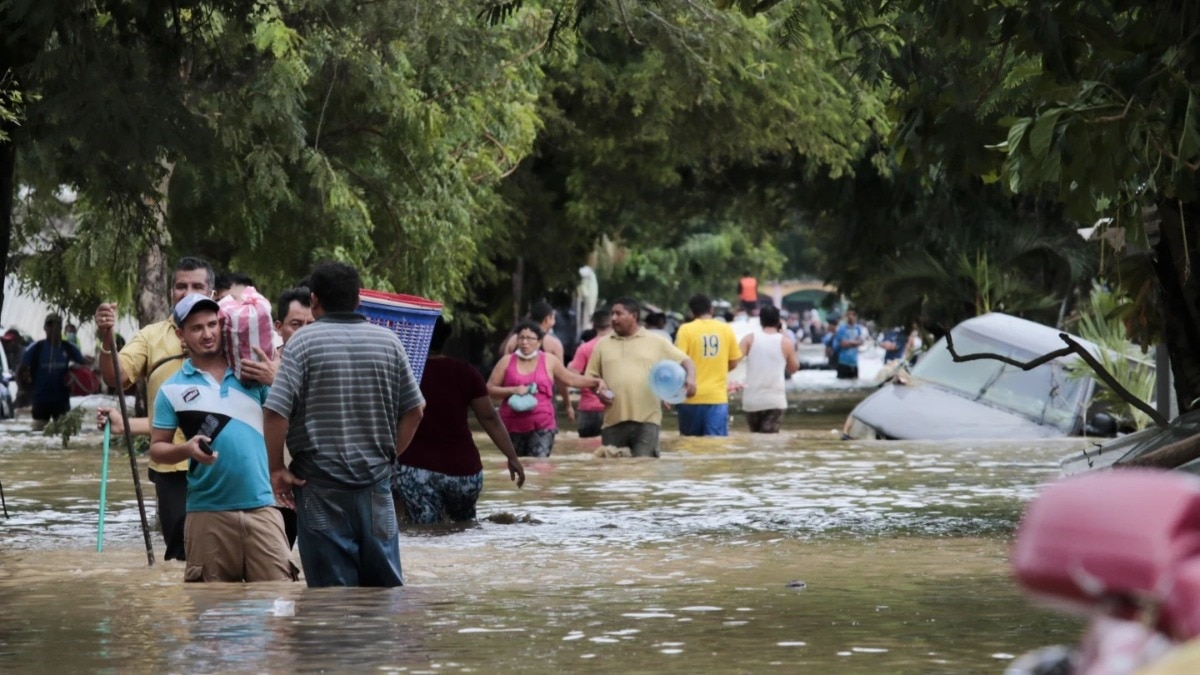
[516,348,541,360]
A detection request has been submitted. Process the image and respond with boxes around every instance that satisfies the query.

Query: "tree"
[480,0,885,331]
[3,0,267,324]
[7,1,548,326]
[712,0,1200,408]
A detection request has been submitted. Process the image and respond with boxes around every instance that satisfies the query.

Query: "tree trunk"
[134,160,175,326]
[512,255,524,324]
[1153,200,1200,412]
[0,133,14,320]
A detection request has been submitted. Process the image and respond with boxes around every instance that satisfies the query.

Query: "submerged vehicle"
[843,313,1135,441]
[1060,408,1200,476]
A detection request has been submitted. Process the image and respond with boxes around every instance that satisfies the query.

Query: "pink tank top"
[499,351,557,432]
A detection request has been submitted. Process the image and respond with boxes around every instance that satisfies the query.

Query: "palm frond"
[478,1,526,26]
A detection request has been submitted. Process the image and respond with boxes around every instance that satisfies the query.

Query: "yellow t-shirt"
[117,319,187,472]
[585,328,689,428]
[674,318,742,404]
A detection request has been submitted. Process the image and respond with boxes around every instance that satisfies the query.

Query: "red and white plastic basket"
[358,290,443,383]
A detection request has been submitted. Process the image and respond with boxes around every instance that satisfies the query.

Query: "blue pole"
[97,421,111,552]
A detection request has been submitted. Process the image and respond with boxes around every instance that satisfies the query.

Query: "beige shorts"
[184,507,296,583]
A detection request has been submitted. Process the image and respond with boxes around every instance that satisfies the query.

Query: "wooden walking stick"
[106,323,155,566]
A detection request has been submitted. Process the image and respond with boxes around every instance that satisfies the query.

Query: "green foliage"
[0,70,26,141]
[599,219,786,309]
[42,405,85,449]
[484,0,886,321]
[1069,285,1157,430]
[878,228,1090,326]
[9,1,549,323]
[759,0,1200,406]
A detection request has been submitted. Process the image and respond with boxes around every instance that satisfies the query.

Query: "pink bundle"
[219,287,275,380]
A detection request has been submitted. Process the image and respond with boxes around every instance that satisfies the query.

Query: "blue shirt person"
[833,310,865,380]
[149,294,294,583]
[880,326,908,362]
[20,313,86,429]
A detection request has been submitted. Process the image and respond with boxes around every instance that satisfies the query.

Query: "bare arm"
[149,427,214,466]
[782,337,800,376]
[487,355,527,398]
[96,406,151,435]
[469,396,525,487]
[740,333,753,358]
[500,334,516,356]
[264,408,304,507]
[545,338,573,419]
[95,303,118,388]
[264,408,289,473]
[681,357,698,398]
[394,404,425,457]
[549,354,603,391]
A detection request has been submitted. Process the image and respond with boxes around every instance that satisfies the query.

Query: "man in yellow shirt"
[674,293,742,436]
[585,297,696,458]
[93,256,215,561]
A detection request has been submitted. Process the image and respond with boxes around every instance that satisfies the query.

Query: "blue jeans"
[676,403,729,436]
[293,479,402,587]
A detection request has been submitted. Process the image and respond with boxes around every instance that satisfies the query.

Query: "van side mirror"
[1086,412,1118,437]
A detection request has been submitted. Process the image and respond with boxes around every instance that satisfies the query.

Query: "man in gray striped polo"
[263,262,425,587]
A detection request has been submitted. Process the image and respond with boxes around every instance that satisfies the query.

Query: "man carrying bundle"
[150,294,293,582]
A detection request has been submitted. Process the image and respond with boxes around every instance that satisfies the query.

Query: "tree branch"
[1116,431,1200,469]
[616,0,644,45]
[425,37,547,104]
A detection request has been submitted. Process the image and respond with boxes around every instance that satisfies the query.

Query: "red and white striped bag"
[219,287,275,381]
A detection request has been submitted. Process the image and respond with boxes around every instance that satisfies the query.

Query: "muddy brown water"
[0,389,1087,673]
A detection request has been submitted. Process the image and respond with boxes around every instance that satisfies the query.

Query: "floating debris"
[484,512,543,525]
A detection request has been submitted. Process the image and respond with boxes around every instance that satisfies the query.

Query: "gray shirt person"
[263,262,425,587]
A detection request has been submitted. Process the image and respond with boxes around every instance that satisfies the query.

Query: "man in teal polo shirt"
[150,294,294,583]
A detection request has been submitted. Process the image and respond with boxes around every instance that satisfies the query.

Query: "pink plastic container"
[219,287,276,381]
[1012,470,1200,618]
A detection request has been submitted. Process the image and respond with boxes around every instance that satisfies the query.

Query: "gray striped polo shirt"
[264,313,425,487]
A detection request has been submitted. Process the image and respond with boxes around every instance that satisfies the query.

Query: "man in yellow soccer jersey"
[674,293,742,436]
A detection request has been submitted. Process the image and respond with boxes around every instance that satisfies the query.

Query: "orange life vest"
[739,276,758,302]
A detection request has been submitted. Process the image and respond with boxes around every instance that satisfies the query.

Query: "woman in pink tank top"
[488,321,608,457]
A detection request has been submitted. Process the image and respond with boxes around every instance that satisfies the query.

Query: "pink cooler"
[1011,470,1200,617]
[1162,558,1200,640]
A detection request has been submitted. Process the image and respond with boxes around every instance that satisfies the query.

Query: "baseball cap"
[173,293,220,327]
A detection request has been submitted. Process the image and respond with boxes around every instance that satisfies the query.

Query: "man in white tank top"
[738,305,799,433]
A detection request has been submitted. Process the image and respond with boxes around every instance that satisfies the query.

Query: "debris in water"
[594,445,632,458]
[786,580,807,590]
[484,512,543,525]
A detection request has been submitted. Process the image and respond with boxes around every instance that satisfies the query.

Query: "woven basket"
[358,290,443,383]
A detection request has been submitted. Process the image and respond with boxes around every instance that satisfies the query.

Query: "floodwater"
[0,386,1088,673]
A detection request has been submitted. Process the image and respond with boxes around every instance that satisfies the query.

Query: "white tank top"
[742,332,787,412]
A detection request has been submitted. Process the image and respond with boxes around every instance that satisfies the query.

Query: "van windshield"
[911,329,1089,433]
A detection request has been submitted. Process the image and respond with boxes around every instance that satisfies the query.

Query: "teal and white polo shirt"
[152,360,274,513]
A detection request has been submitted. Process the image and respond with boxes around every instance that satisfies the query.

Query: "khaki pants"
[184,507,295,583]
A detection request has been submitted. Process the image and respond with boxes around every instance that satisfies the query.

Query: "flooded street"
[0,388,1086,673]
